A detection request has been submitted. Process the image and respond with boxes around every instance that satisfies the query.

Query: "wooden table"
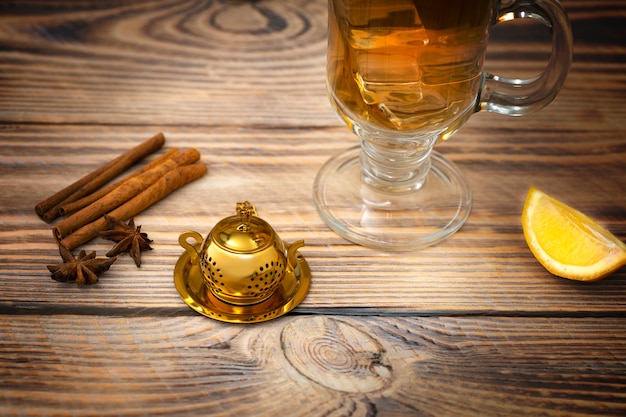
[1,1,625,415]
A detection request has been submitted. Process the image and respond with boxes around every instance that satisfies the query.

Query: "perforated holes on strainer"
[248,260,284,300]
[201,255,225,295]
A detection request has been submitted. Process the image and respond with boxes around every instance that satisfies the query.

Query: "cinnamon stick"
[53,148,201,240]
[60,162,207,250]
[36,133,165,223]
[59,147,180,216]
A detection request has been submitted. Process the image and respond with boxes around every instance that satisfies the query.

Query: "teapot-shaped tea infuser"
[173,201,311,323]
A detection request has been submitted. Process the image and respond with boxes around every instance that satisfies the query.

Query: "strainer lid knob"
[211,201,275,253]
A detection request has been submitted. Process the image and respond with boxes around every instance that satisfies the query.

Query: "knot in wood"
[281,317,392,393]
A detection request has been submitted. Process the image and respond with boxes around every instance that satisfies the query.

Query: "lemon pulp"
[522,187,626,281]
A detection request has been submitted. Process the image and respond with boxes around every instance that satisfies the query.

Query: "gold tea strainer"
[174,201,311,323]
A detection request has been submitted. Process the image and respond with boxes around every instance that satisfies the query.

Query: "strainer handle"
[179,231,203,263]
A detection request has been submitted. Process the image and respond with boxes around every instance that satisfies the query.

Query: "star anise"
[99,215,153,267]
[47,241,117,285]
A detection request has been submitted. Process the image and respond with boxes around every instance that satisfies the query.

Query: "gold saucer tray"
[174,244,311,323]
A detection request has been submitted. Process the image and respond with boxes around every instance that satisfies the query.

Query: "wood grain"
[0,125,623,313]
[1,315,625,416]
[0,0,625,415]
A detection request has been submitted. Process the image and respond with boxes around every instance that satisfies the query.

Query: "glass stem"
[360,138,434,192]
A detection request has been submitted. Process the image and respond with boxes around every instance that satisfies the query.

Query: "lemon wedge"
[522,187,626,281]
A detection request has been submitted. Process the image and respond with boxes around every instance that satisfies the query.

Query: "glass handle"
[479,0,574,116]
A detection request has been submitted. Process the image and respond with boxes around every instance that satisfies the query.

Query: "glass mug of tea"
[313,0,573,250]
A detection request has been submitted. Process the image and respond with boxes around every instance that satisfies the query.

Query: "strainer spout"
[286,240,305,273]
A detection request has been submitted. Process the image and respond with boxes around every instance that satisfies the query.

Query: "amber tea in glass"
[313,0,573,250]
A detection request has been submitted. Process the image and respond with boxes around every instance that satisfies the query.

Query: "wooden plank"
[0,124,625,313]
[1,314,625,416]
[0,0,622,127]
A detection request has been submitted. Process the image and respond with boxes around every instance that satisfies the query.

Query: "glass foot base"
[313,146,472,251]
